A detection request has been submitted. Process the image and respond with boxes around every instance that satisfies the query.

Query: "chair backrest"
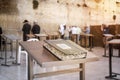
[27,38,39,41]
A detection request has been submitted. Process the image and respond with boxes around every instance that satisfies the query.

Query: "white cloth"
[59,24,64,35]
[71,26,77,34]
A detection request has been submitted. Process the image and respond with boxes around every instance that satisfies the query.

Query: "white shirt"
[71,26,77,34]
[76,27,82,34]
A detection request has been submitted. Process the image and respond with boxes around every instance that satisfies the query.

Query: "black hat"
[23,20,28,23]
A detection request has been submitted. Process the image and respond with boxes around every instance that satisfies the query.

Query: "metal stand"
[105,44,120,79]
[1,38,10,66]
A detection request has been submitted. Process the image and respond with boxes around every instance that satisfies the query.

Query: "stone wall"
[0,0,120,46]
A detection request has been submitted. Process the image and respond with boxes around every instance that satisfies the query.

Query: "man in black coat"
[0,27,2,48]
[0,27,2,34]
[31,21,40,34]
[22,20,31,41]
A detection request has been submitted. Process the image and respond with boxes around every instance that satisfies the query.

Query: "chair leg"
[26,52,28,66]
[17,45,22,64]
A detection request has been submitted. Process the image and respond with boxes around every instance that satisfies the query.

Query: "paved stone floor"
[0,47,120,80]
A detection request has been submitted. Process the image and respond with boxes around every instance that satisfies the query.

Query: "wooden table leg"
[89,36,93,51]
[85,36,87,49]
[28,55,33,80]
[103,37,107,57]
[80,63,85,80]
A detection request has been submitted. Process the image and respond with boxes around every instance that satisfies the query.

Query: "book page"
[56,44,71,49]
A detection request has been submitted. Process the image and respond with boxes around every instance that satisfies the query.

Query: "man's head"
[33,20,38,25]
[23,20,28,23]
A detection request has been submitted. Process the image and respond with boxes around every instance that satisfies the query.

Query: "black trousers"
[0,35,1,48]
[23,33,28,41]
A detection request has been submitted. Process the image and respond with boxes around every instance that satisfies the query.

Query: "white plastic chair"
[27,38,39,42]
[18,38,39,64]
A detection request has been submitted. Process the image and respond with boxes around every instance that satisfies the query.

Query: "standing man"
[101,24,110,34]
[84,24,90,34]
[58,24,65,39]
[0,27,2,34]
[101,24,110,45]
[64,25,70,40]
[76,26,82,44]
[0,26,3,48]
[31,21,40,34]
[70,26,77,42]
[22,20,31,41]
